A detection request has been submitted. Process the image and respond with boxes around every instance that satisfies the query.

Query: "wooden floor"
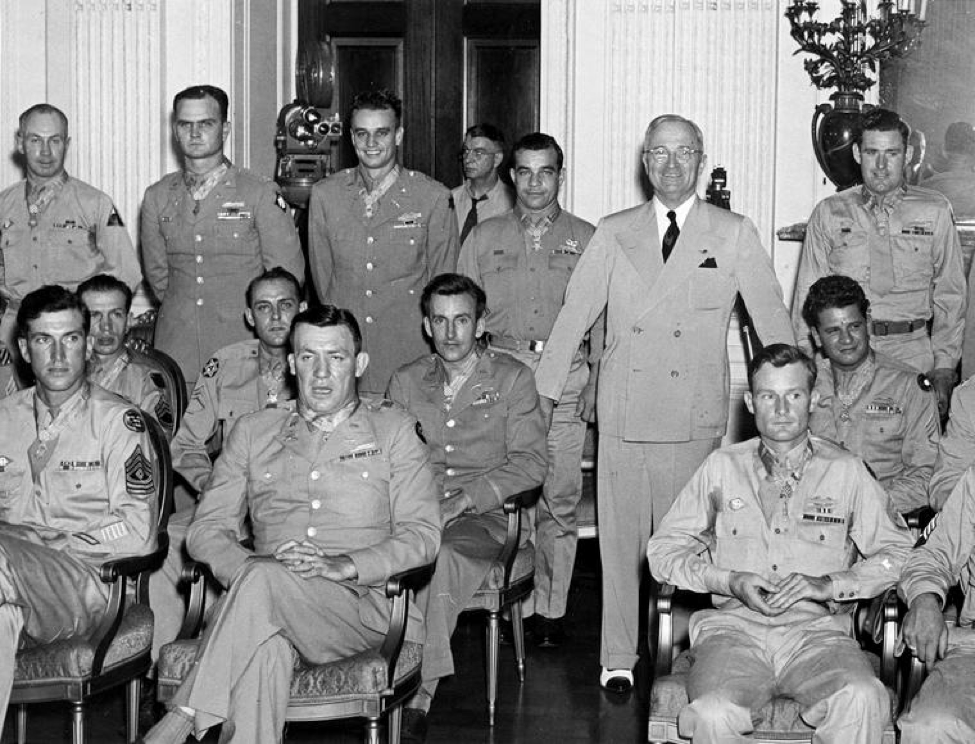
[0,541,652,744]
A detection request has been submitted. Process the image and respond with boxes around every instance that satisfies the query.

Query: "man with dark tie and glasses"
[451,123,514,244]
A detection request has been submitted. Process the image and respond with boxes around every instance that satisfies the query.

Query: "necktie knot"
[662,210,680,262]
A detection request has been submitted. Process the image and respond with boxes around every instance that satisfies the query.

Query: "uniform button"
[671,370,679,378]
[367,236,375,244]
[446,468,456,476]
[445,444,454,452]
[196,298,204,306]
[365,316,374,324]
[408,289,415,295]
[446,419,456,428]
[311,499,321,509]
[264,472,272,479]
[307,527,317,538]
[674,330,681,337]
[838,591,846,598]
[365,262,374,270]
[310,471,320,480]
[409,238,416,245]
[196,276,204,284]
[774,527,780,534]
[365,289,373,297]
[196,255,203,263]
[772,564,778,571]
[195,235,203,242]
[233,232,240,238]
[362,471,369,479]
[819,534,826,541]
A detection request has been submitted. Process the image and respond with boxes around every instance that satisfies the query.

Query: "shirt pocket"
[713,505,763,568]
[213,219,260,256]
[827,224,870,282]
[793,520,848,574]
[0,469,26,522]
[891,234,934,291]
[46,469,107,524]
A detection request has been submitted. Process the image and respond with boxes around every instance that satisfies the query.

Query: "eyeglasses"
[643,146,702,164]
[460,147,500,161]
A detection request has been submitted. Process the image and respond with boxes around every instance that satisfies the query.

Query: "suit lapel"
[643,199,715,312]
[618,205,662,290]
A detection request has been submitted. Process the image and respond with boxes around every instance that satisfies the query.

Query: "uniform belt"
[870,319,926,336]
[488,335,546,353]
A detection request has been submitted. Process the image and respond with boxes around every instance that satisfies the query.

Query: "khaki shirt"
[171,339,294,494]
[0,383,158,562]
[930,375,975,509]
[140,165,304,382]
[647,436,913,624]
[308,167,460,394]
[809,353,940,513]
[793,185,965,370]
[387,350,547,514]
[88,348,165,425]
[0,176,140,311]
[450,179,514,237]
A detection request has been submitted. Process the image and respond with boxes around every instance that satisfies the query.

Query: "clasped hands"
[272,539,357,581]
[729,570,833,616]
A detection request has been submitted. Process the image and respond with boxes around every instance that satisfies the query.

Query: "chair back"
[126,341,188,440]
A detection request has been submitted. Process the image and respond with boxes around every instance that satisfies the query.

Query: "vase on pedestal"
[811,90,867,191]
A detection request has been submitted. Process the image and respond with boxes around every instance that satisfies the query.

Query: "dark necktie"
[460,195,487,244]
[662,210,679,263]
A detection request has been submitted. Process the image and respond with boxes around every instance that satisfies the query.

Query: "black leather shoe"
[401,707,428,744]
[599,668,634,694]
[533,616,566,648]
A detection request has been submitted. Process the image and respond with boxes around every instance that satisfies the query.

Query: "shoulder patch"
[202,357,220,378]
[124,445,154,498]
[107,205,124,227]
[275,192,289,212]
[917,374,933,392]
[123,409,146,432]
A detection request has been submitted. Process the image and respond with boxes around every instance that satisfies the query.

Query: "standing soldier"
[458,132,596,647]
[308,89,459,395]
[451,123,514,244]
[141,85,304,387]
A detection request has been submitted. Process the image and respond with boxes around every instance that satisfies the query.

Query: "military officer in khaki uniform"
[647,345,913,744]
[387,273,547,739]
[308,89,459,395]
[451,123,514,243]
[804,275,940,515]
[458,132,596,646]
[141,85,304,386]
[792,108,966,416]
[0,285,157,720]
[930,377,975,509]
[535,115,794,690]
[0,104,140,381]
[142,305,440,744]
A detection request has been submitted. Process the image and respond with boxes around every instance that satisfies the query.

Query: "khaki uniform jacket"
[535,198,794,442]
[0,383,158,562]
[172,340,294,493]
[186,400,441,639]
[647,436,913,624]
[792,185,965,370]
[140,165,304,380]
[308,168,460,394]
[387,350,547,514]
[930,375,975,509]
[89,349,166,426]
[0,176,140,311]
[809,353,940,513]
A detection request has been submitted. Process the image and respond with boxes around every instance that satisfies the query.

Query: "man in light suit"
[534,114,794,691]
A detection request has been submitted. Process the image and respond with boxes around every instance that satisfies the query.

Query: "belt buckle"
[873,321,889,336]
[528,340,545,353]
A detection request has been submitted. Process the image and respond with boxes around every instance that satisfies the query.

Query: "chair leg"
[126,678,141,743]
[387,704,403,744]
[16,704,26,744]
[71,701,84,744]
[485,611,499,727]
[511,601,527,683]
[363,717,380,744]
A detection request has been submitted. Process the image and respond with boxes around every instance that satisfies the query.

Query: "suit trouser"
[598,435,719,671]
[899,626,975,744]
[679,611,889,744]
[172,559,385,744]
[498,345,588,620]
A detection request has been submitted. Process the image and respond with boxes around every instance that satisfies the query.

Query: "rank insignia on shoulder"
[107,205,124,227]
[917,374,933,392]
[275,193,289,212]
[123,409,146,432]
[125,445,154,498]
[202,357,220,378]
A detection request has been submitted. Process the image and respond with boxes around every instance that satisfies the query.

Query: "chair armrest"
[379,562,435,690]
[903,654,927,713]
[175,560,210,640]
[653,583,678,679]
[99,537,169,583]
[498,486,542,589]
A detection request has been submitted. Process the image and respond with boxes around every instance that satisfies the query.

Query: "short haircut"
[465,123,506,149]
[245,267,302,309]
[420,273,487,322]
[747,343,817,393]
[173,85,229,121]
[290,305,362,356]
[18,104,68,137]
[944,121,975,157]
[644,114,704,150]
[855,108,910,150]
[77,273,134,313]
[348,89,402,127]
[17,285,90,339]
[801,275,870,331]
[511,132,564,171]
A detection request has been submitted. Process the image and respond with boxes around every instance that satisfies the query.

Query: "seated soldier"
[646,344,913,744]
[77,273,166,422]
[0,285,157,719]
[148,266,304,662]
[899,467,975,743]
[803,275,940,515]
[930,377,975,509]
[142,305,441,744]
[387,273,547,742]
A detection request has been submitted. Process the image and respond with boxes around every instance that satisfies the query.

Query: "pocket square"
[699,257,718,268]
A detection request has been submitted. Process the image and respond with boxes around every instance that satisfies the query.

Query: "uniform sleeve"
[93,194,142,292]
[170,365,221,493]
[930,384,975,509]
[828,460,914,601]
[346,412,442,585]
[929,203,966,370]
[185,417,252,587]
[534,218,613,402]
[467,364,548,514]
[900,469,975,607]
[307,183,333,303]
[735,216,795,346]
[254,180,305,282]
[886,379,940,513]
[426,186,460,278]
[386,369,409,408]
[791,203,833,355]
[646,457,733,595]
[139,188,169,301]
